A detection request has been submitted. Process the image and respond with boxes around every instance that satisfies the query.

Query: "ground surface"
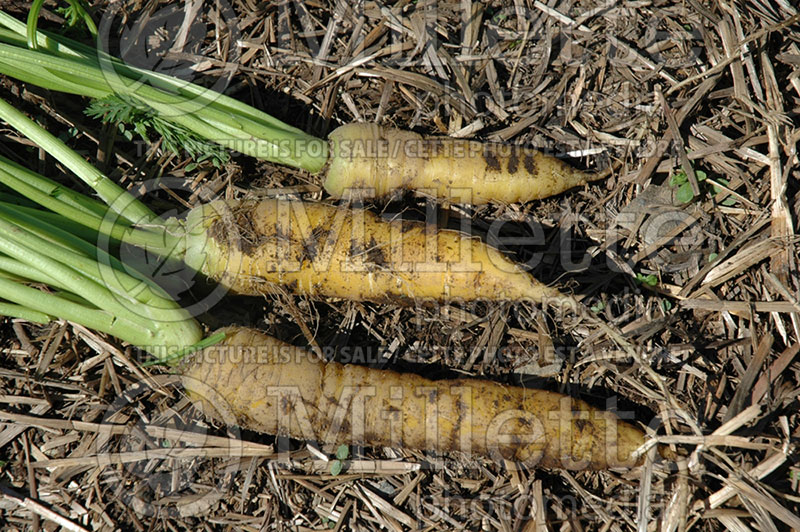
[1,0,799,530]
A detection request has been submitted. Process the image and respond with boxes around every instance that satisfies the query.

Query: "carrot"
[0,112,664,470]
[0,199,658,471]
[0,99,586,307]
[0,197,658,470]
[0,119,661,471]
[0,20,604,205]
[183,198,565,303]
[324,123,604,204]
[182,326,652,469]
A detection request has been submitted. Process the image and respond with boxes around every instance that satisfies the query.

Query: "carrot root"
[183,199,563,303]
[182,327,655,470]
[324,123,602,204]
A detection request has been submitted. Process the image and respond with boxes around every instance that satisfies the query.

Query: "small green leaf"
[493,12,508,23]
[661,299,673,312]
[85,95,230,166]
[330,460,343,476]
[635,273,658,287]
[708,252,718,262]
[676,182,694,203]
[134,122,149,138]
[695,170,707,181]
[669,170,687,187]
[335,444,349,461]
[590,301,605,313]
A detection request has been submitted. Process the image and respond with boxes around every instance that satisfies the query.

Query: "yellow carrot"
[323,123,603,204]
[183,199,565,303]
[182,327,655,469]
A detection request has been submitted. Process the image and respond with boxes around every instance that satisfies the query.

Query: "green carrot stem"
[0,15,330,172]
[0,153,114,219]
[0,202,104,259]
[0,44,323,170]
[0,220,202,354]
[0,216,172,328]
[0,96,184,256]
[0,13,83,60]
[0,44,114,96]
[0,57,106,97]
[0,211,184,322]
[0,274,153,343]
[0,254,66,288]
[4,203,106,246]
[26,0,47,49]
[25,0,98,48]
[0,97,158,225]
[0,300,51,323]
[0,165,174,253]
[143,331,227,367]
[8,16,316,141]
[0,192,40,208]
[0,258,103,309]
[0,202,164,295]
